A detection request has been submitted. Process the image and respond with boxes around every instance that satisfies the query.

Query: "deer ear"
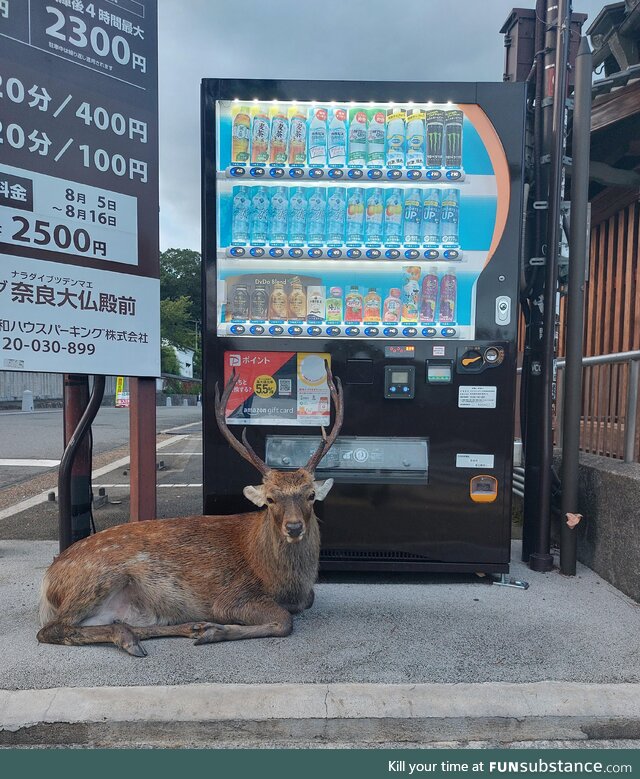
[313,478,334,501]
[243,485,267,507]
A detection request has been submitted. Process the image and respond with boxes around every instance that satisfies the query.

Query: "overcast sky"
[157,0,605,253]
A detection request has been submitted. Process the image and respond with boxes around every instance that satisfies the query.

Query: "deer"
[37,365,343,657]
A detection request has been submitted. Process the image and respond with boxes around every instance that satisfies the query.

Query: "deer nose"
[285,521,304,538]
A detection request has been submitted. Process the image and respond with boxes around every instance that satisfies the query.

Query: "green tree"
[160,343,181,375]
[160,248,201,317]
[160,297,197,352]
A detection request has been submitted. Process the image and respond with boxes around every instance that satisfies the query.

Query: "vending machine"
[201,79,525,573]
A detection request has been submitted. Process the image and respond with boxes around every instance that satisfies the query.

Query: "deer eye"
[266,497,275,505]
[308,492,316,502]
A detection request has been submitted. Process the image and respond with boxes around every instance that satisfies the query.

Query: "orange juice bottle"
[231,104,251,164]
[363,288,381,322]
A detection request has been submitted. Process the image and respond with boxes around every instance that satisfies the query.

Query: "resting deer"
[37,366,343,656]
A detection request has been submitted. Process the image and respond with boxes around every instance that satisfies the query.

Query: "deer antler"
[305,361,344,473]
[214,370,271,476]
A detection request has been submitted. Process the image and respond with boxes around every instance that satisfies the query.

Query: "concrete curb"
[2,682,640,746]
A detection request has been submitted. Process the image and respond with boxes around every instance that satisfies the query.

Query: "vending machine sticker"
[223,351,331,426]
[456,454,495,469]
[458,386,497,409]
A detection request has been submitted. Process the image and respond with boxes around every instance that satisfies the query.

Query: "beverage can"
[421,188,441,244]
[308,107,328,167]
[326,187,347,245]
[268,187,288,245]
[326,287,343,323]
[307,286,326,323]
[365,187,384,244]
[231,283,250,320]
[250,105,270,165]
[231,105,251,164]
[366,109,386,167]
[347,109,367,167]
[420,273,438,322]
[386,109,406,167]
[269,106,289,165]
[288,187,307,245]
[288,106,308,165]
[306,187,326,245]
[384,188,403,245]
[425,109,445,167]
[405,109,426,167]
[250,287,269,320]
[440,188,460,244]
[439,270,457,323]
[444,109,464,168]
[346,188,365,244]
[403,188,422,245]
[249,186,269,244]
[231,185,250,244]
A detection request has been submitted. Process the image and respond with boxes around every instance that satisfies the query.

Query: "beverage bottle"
[325,287,343,323]
[384,188,403,245]
[306,187,326,245]
[307,286,326,323]
[386,108,406,167]
[363,288,382,322]
[269,281,288,320]
[230,283,250,320]
[345,188,365,244]
[366,109,385,167]
[326,187,347,245]
[288,105,308,165]
[403,188,422,245]
[288,187,307,245]
[439,269,457,323]
[327,107,347,167]
[440,189,460,244]
[402,266,420,321]
[250,105,270,165]
[382,288,402,323]
[406,109,426,167]
[345,285,364,323]
[420,273,438,322]
[425,109,445,167]
[268,187,288,245]
[249,186,269,244]
[308,107,328,166]
[269,106,289,165]
[288,279,307,321]
[347,108,367,167]
[250,287,269,320]
[231,185,250,244]
[365,188,384,244]
[444,109,464,167]
[231,105,251,164]
[421,188,441,244]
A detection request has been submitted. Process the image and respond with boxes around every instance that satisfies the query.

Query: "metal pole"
[61,375,91,549]
[529,0,572,572]
[560,36,592,576]
[624,360,640,463]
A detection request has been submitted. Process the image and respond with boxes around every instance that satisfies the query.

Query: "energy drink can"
[425,109,445,167]
[439,271,457,323]
[440,189,460,244]
[420,273,438,322]
[421,188,441,244]
[403,188,422,245]
[444,109,463,167]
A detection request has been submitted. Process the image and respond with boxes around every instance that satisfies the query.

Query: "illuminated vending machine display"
[202,80,525,573]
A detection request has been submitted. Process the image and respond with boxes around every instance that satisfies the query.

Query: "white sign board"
[458,385,497,409]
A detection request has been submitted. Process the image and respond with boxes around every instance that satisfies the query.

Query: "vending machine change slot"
[384,365,415,398]
[469,475,498,503]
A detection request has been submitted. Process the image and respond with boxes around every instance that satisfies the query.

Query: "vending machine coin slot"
[469,475,498,503]
[425,360,454,384]
[384,365,415,399]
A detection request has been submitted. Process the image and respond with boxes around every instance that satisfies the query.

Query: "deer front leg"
[37,621,148,657]
[194,602,293,645]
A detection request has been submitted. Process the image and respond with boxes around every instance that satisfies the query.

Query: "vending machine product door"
[202,78,525,573]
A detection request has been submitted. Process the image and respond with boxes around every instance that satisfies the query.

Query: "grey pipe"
[624,360,640,463]
[560,36,592,576]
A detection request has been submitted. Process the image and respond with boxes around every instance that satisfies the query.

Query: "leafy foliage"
[159,249,202,377]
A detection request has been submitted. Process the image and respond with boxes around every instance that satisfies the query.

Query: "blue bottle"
[326,187,346,245]
[231,186,250,244]
[269,187,288,245]
[346,188,365,245]
[249,186,269,244]
[421,188,441,244]
[288,187,307,245]
[306,187,326,245]
[440,188,460,244]
[384,188,403,245]
[365,187,384,244]
[403,187,422,245]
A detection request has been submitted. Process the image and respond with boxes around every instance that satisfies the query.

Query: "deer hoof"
[187,622,218,638]
[193,624,227,645]
[124,641,148,658]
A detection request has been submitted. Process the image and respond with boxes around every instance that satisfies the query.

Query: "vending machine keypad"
[384,365,415,399]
